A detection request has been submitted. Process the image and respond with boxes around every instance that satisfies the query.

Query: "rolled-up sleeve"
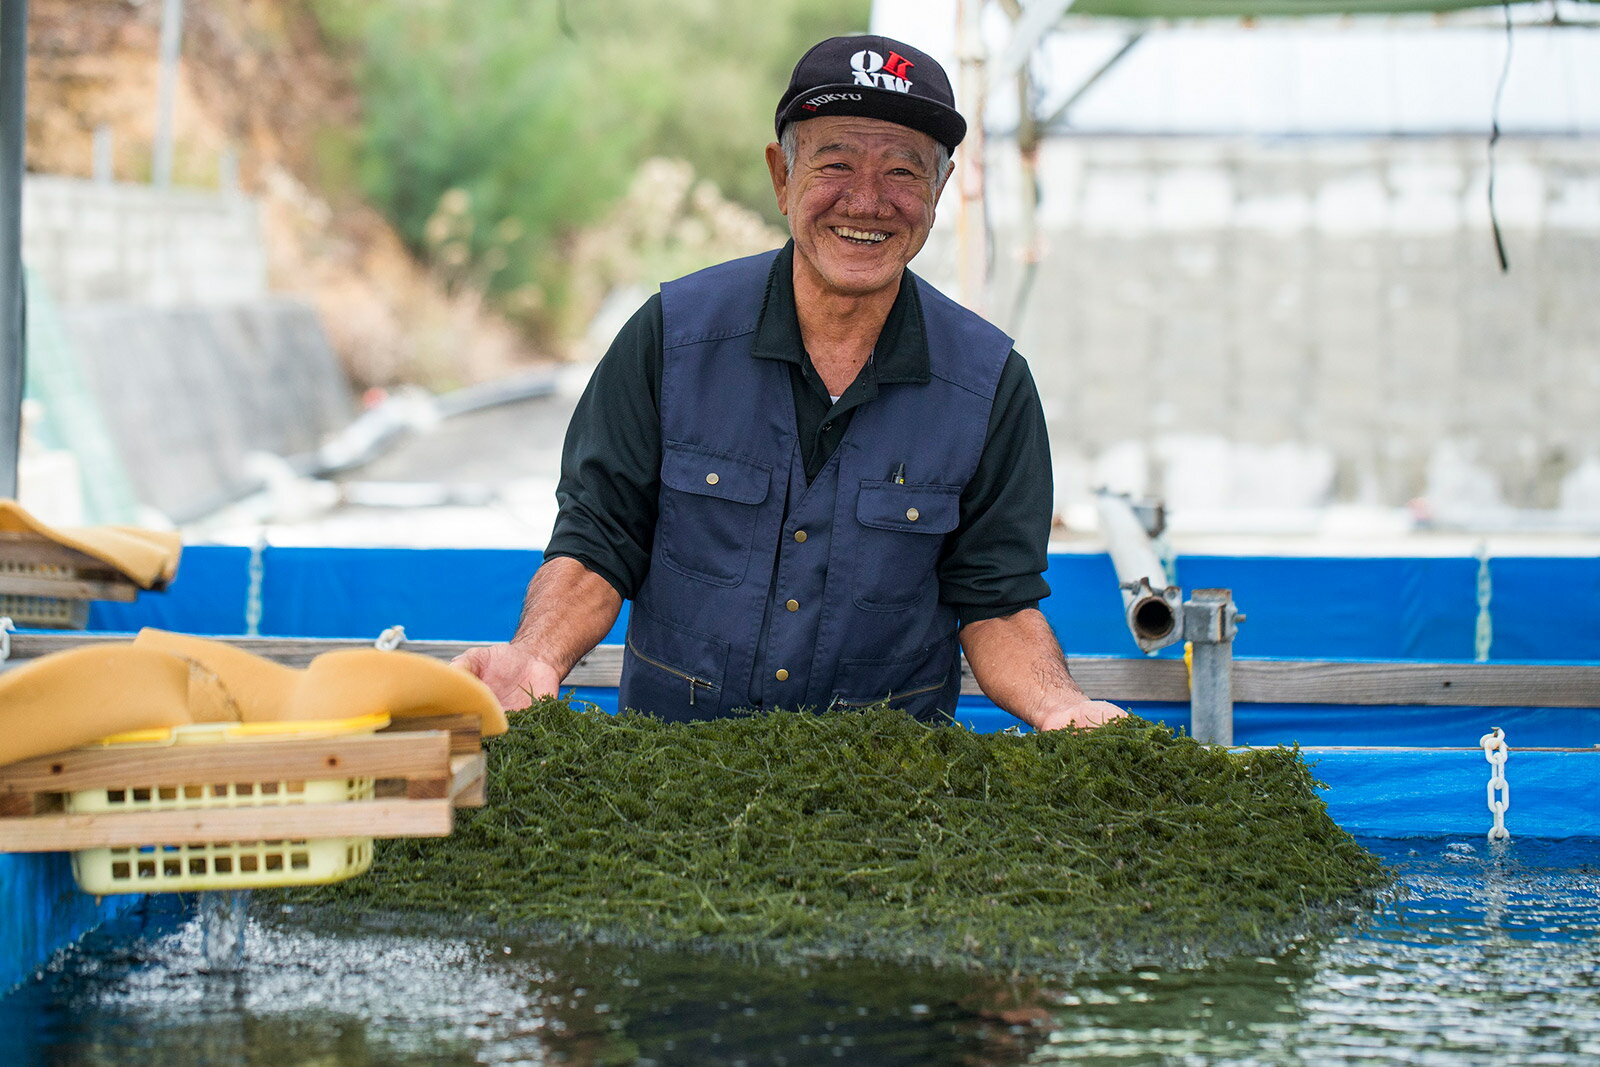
[938,351,1054,625]
[544,295,664,600]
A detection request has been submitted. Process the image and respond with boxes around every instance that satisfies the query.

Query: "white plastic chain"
[0,616,13,664]
[1473,543,1494,663]
[374,625,406,651]
[244,534,266,638]
[1480,727,1511,841]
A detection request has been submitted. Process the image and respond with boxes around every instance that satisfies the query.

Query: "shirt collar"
[750,241,930,385]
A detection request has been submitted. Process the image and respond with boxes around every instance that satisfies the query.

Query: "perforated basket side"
[0,592,88,629]
[65,776,373,814]
[67,775,378,893]
[71,837,374,894]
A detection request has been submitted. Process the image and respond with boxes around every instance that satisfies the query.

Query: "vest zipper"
[828,677,946,711]
[627,638,718,706]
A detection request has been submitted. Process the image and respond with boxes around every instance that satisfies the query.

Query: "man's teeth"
[835,227,888,244]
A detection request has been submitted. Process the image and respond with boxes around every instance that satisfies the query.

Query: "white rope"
[1480,727,1511,841]
[1474,543,1493,663]
[244,533,266,638]
[0,616,13,664]
[374,625,406,651]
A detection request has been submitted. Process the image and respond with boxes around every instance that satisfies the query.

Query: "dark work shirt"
[546,243,1054,625]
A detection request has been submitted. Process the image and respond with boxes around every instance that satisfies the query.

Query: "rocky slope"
[23,0,537,388]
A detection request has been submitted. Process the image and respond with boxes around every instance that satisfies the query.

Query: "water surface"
[4,837,1596,1065]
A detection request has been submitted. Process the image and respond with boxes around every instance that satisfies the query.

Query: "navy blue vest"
[618,250,1012,723]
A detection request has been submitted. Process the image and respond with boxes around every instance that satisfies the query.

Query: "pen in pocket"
[892,463,905,484]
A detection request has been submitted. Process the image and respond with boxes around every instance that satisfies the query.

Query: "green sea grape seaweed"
[279,700,1388,974]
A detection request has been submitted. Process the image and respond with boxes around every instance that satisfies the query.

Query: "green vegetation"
[283,701,1388,974]
[313,0,870,345]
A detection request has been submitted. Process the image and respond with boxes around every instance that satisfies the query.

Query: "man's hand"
[452,644,562,712]
[960,609,1125,732]
[1033,698,1127,731]
[456,556,624,713]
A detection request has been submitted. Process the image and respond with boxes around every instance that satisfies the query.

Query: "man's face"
[765,116,947,302]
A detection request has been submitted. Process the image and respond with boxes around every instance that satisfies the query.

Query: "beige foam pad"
[0,499,182,588]
[294,649,509,736]
[133,629,298,724]
[0,645,194,766]
[134,629,508,736]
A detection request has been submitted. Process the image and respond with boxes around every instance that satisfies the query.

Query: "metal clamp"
[1185,590,1242,746]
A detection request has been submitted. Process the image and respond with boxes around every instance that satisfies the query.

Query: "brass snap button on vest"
[793,530,807,543]
[775,668,790,681]
[705,472,720,485]
[785,599,799,612]
[906,507,920,522]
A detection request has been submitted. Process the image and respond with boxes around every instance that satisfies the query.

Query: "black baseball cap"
[774,35,966,153]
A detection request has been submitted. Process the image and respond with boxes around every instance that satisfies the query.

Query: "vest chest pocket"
[852,481,961,611]
[657,440,771,587]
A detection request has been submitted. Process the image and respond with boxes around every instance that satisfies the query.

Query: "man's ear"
[765,142,790,217]
[932,157,954,209]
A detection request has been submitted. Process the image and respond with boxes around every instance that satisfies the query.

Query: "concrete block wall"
[921,136,1600,522]
[19,177,353,522]
[61,300,354,522]
[21,176,268,305]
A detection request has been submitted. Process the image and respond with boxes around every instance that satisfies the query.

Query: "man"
[455,34,1123,732]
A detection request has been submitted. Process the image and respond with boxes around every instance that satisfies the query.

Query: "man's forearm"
[959,608,1121,730]
[511,555,624,681]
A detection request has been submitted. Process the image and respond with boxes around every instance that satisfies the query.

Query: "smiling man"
[455,35,1124,732]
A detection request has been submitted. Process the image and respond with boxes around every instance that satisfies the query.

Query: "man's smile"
[833,226,890,245]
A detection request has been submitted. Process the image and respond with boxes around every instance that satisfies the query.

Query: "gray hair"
[778,123,953,189]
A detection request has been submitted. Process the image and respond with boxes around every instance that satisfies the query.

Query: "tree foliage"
[315,0,870,345]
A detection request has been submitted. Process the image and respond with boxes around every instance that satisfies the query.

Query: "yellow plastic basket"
[68,712,390,895]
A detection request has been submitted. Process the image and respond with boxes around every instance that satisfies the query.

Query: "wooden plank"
[449,753,485,803]
[564,645,626,687]
[0,732,452,796]
[405,777,446,800]
[384,714,482,754]
[1051,657,1191,702]
[0,798,454,852]
[0,533,109,569]
[1298,746,1600,753]
[454,773,486,809]
[1232,660,1600,708]
[6,633,485,669]
[563,648,1198,700]
[6,635,1598,709]
[0,794,44,817]
[405,753,484,804]
[0,573,140,602]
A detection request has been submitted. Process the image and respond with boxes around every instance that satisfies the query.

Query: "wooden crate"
[0,531,145,630]
[0,716,487,854]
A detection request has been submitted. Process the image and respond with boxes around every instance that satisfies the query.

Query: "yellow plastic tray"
[69,712,389,895]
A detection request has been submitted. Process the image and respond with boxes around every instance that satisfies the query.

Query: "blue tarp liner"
[1310,749,1600,839]
[7,546,1591,995]
[0,855,139,994]
[86,547,1600,662]
[83,546,1600,750]
[84,545,1600,748]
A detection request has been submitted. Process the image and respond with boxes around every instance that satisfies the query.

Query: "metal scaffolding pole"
[1186,589,1241,746]
[0,0,28,499]
[151,0,184,187]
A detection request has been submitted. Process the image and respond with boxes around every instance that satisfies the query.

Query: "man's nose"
[839,173,895,217]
